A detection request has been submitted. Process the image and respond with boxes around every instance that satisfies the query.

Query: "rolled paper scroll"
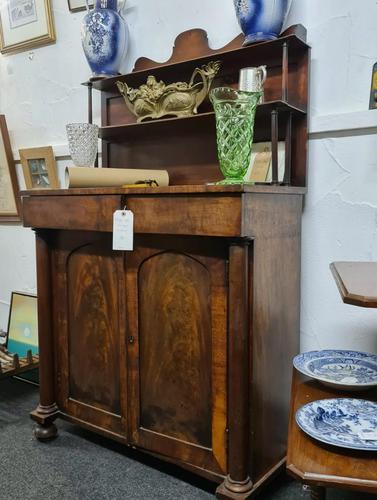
[65,167,169,188]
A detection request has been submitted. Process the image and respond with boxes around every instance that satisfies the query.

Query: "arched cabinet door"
[54,233,127,435]
[126,237,228,475]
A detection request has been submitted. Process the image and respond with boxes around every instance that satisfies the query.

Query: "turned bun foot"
[34,422,58,441]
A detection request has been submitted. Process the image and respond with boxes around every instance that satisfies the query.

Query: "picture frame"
[19,146,59,189]
[0,0,56,55]
[245,141,286,183]
[6,292,38,357]
[68,0,93,13]
[6,291,39,385]
[0,115,20,222]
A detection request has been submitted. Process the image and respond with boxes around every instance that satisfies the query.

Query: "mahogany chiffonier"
[22,27,309,499]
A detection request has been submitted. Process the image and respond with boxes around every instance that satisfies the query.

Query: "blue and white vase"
[234,0,292,46]
[81,0,128,78]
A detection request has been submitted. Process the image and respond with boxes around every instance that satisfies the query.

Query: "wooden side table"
[287,369,377,499]
[287,262,377,498]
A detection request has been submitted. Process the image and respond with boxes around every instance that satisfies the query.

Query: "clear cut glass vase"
[66,123,99,167]
[210,87,261,185]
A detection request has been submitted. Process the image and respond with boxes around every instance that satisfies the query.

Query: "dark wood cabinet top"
[21,184,307,197]
[330,261,377,308]
[287,369,377,493]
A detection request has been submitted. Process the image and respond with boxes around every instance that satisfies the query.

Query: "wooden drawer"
[23,195,122,232]
[129,194,242,237]
[23,193,243,237]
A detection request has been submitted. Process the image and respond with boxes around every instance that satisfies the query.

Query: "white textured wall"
[0,0,377,352]
[300,0,377,353]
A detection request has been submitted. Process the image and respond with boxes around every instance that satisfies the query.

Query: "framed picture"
[245,141,286,183]
[0,0,56,54]
[19,146,59,189]
[0,115,20,221]
[6,292,38,357]
[6,291,39,385]
[68,0,93,13]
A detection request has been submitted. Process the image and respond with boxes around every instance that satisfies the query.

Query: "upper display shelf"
[86,25,309,94]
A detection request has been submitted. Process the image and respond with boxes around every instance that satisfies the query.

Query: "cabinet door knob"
[128,336,135,344]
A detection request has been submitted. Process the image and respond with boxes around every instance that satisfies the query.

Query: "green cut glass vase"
[210,87,261,185]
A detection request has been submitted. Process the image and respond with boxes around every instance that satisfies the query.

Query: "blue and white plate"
[296,398,377,451]
[293,350,377,390]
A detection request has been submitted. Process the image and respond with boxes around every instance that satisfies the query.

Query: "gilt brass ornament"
[116,61,221,122]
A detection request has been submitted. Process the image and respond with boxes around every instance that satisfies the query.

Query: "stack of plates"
[293,350,377,450]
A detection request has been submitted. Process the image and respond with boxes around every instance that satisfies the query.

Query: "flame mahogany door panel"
[126,236,228,475]
[53,232,127,435]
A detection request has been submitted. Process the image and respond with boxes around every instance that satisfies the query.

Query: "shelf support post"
[88,82,93,125]
[284,112,293,185]
[271,109,279,185]
[217,240,253,499]
[282,41,289,102]
[87,80,99,167]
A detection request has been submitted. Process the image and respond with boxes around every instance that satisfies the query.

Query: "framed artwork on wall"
[0,0,56,54]
[0,115,20,222]
[68,0,93,13]
[19,146,59,189]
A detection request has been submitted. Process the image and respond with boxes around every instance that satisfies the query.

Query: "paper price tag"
[113,210,134,251]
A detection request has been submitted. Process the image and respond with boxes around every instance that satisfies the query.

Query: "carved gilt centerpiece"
[116,61,221,122]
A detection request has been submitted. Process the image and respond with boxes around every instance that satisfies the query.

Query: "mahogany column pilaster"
[217,240,253,499]
[30,229,59,440]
